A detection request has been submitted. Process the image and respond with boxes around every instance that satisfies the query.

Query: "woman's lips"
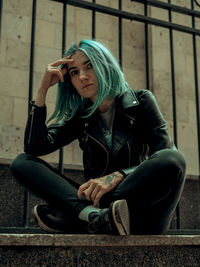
[82,83,93,89]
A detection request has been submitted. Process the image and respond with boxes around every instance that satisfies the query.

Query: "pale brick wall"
[0,0,199,175]
[150,1,200,175]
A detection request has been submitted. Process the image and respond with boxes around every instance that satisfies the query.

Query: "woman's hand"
[78,171,124,207]
[40,56,74,90]
[35,56,74,106]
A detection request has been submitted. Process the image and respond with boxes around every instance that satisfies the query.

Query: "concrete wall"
[0,0,200,176]
[150,0,200,175]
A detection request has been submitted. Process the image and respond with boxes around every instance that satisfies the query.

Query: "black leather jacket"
[24,89,176,179]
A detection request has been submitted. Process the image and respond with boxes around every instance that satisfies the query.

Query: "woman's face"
[67,50,98,103]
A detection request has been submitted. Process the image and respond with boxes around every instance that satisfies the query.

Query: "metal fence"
[0,0,200,232]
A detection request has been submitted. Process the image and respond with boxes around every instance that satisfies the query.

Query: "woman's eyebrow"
[83,59,90,65]
[68,59,90,72]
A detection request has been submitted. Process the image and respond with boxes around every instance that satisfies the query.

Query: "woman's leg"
[100,149,186,234]
[10,153,130,235]
[10,153,92,218]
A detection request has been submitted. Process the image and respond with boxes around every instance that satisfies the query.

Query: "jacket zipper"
[127,141,131,167]
[28,107,35,144]
[140,144,146,162]
[84,131,109,177]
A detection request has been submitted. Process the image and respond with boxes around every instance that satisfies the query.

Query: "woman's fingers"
[39,56,73,90]
[61,67,68,74]
[91,186,105,207]
[45,65,66,83]
[91,186,101,202]
[51,57,74,68]
[57,68,65,83]
[78,179,107,206]
[61,67,68,78]
[82,183,96,201]
[93,190,104,207]
[78,182,90,200]
[78,180,101,202]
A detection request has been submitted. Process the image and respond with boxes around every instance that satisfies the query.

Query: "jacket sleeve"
[120,89,177,177]
[139,90,176,154]
[24,104,78,156]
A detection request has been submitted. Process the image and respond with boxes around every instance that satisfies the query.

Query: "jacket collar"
[117,89,140,110]
[81,89,139,130]
[80,89,140,151]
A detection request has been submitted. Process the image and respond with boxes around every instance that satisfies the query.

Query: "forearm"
[35,87,48,107]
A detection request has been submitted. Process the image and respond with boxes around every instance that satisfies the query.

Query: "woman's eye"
[87,63,93,69]
[70,70,78,76]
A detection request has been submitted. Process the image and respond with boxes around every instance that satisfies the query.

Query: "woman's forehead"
[68,50,89,67]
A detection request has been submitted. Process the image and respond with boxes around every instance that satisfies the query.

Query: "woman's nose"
[79,70,88,81]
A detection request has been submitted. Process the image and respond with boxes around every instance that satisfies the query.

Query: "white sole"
[33,205,64,233]
[112,199,130,235]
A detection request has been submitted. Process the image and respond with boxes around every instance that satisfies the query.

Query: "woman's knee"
[155,149,186,182]
[10,153,35,176]
[162,149,185,170]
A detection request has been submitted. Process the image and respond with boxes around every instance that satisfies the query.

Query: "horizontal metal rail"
[50,0,200,35]
[132,0,200,18]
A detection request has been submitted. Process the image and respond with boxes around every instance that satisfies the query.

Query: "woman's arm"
[35,56,73,106]
[24,105,78,156]
[116,90,176,178]
[24,56,76,155]
[139,90,176,155]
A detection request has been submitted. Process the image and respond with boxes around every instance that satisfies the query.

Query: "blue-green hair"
[48,40,130,122]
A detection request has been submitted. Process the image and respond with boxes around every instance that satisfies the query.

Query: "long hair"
[48,40,130,122]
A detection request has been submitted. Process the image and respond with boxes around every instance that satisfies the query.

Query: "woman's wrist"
[35,88,48,106]
[114,171,125,181]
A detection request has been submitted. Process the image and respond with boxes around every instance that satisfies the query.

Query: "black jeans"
[10,149,186,234]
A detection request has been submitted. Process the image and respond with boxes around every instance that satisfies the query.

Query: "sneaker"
[33,205,69,233]
[87,199,130,235]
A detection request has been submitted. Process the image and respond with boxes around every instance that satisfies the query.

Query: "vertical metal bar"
[168,0,180,229]
[92,0,96,39]
[168,2,178,148]
[58,1,67,174]
[28,0,37,110]
[144,1,150,89]
[62,1,67,56]
[191,0,200,177]
[0,0,3,43]
[24,0,37,228]
[118,0,122,68]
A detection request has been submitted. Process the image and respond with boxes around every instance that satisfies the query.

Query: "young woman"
[11,40,186,235]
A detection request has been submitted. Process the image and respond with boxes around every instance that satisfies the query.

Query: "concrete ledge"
[0,234,200,247]
[1,235,200,266]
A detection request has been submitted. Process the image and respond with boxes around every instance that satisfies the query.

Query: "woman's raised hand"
[35,56,74,106]
[40,56,74,91]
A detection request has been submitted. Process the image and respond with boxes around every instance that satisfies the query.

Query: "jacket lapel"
[81,112,108,147]
[112,90,140,156]
[80,89,140,153]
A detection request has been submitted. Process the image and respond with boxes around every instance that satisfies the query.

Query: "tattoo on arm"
[104,173,118,187]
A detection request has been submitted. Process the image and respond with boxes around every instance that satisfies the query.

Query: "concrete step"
[0,234,200,266]
[0,162,200,230]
